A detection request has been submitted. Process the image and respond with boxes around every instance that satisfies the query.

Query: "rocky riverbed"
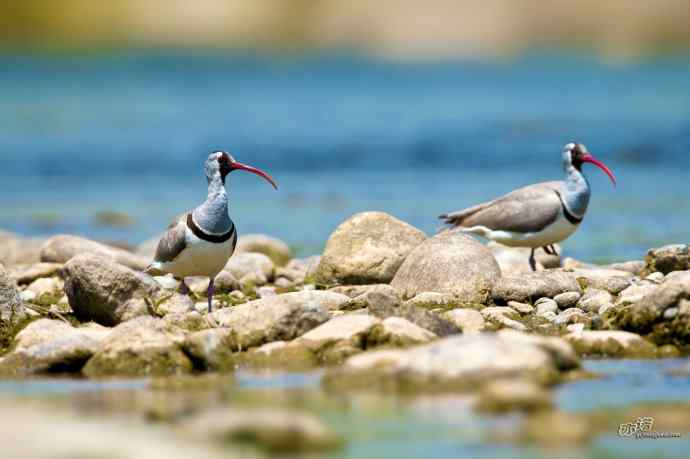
[1,211,690,458]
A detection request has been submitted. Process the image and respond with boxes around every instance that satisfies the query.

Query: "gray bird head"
[562,142,616,186]
[204,150,278,189]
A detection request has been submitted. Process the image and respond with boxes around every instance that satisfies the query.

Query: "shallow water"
[1,360,689,458]
[1,52,689,261]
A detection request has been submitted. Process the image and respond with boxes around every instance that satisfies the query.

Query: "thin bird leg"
[207,278,215,313]
[549,244,559,256]
[528,248,537,271]
[542,245,554,256]
[179,279,190,295]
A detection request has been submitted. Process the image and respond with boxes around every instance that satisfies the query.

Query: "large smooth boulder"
[492,270,582,304]
[323,331,579,392]
[0,263,25,326]
[616,271,690,345]
[63,253,161,326]
[391,232,500,304]
[83,317,192,377]
[0,319,109,375]
[211,291,334,349]
[235,234,292,266]
[315,212,426,285]
[41,235,149,270]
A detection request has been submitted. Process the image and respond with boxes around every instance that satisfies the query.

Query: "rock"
[0,319,109,375]
[341,288,401,311]
[214,270,239,292]
[605,260,646,275]
[40,235,148,270]
[0,263,25,325]
[235,234,292,266]
[0,232,43,267]
[184,408,343,453]
[492,271,581,304]
[161,311,210,332]
[391,231,500,303]
[315,212,426,285]
[225,252,274,281]
[238,270,268,289]
[135,234,160,259]
[156,293,194,316]
[257,286,277,298]
[577,288,614,313]
[9,262,62,285]
[368,301,459,336]
[645,271,665,283]
[567,268,633,294]
[368,317,437,346]
[25,277,63,301]
[616,280,658,306]
[563,330,657,358]
[293,314,380,362]
[83,317,192,377]
[481,306,527,331]
[487,242,560,275]
[235,341,318,371]
[323,331,578,392]
[496,330,580,370]
[535,298,558,316]
[507,301,534,315]
[211,291,333,349]
[553,308,591,327]
[553,291,581,309]
[476,379,553,413]
[403,292,459,310]
[184,328,235,371]
[441,308,486,333]
[616,271,690,345]
[63,253,161,326]
[644,244,689,275]
[329,284,399,299]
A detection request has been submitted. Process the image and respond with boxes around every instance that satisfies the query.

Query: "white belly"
[462,210,579,248]
[159,228,234,279]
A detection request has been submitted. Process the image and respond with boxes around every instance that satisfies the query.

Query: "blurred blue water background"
[1,52,689,262]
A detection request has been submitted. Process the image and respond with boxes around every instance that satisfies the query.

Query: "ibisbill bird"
[439,142,616,271]
[145,151,277,312]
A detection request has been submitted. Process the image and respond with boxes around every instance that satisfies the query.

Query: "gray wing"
[440,181,564,234]
[153,213,188,263]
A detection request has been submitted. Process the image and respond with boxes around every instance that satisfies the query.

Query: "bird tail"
[438,202,491,232]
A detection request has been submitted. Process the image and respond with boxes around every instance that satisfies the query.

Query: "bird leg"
[542,245,558,256]
[179,279,190,295]
[528,248,537,271]
[207,278,215,313]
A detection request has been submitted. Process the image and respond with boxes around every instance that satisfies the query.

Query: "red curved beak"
[582,154,616,188]
[231,161,278,190]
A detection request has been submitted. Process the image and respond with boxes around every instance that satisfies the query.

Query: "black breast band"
[186,213,235,243]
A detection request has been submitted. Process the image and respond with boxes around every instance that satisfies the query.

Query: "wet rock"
[577,288,614,313]
[315,211,426,285]
[184,408,343,453]
[211,291,333,349]
[83,316,192,377]
[403,292,459,310]
[535,298,558,316]
[616,271,690,345]
[553,308,591,327]
[9,262,62,285]
[391,231,500,304]
[235,234,292,266]
[441,308,486,333]
[184,328,235,371]
[553,291,581,309]
[487,242,560,275]
[0,263,25,326]
[324,331,578,392]
[568,268,633,294]
[0,319,109,375]
[41,235,148,270]
[225,252,274,282]
[63,253,161,326]
[476,379,553,413]
[492,271,581,304]
[563,330,657,358]
[644,244,689,275]
[368,317,437,346]
[507,301,534,315]
[481,306,527,331]
[368,301,459,336]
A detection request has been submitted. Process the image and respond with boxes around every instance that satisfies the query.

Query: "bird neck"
[562,163,591,219]
[193,174,233,235]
